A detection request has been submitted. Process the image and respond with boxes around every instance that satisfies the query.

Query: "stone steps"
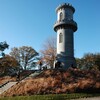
[0,71,42,94]
[0,82,17,94]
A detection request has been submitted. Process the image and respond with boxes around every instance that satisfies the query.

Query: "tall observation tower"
[54,3,78,69]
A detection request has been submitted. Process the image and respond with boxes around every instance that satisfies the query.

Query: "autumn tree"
[9,46,38,70]
[76,53,100,70]
[0,55,19,74]
[40,36,56,68]
[94,53,100,70]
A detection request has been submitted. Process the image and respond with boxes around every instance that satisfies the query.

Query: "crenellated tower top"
[54,3,77,32]
[56,3,75,13]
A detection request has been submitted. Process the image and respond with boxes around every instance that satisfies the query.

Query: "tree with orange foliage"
[0,55,19,74]
[40,36,56,68]
[76,53,100,70]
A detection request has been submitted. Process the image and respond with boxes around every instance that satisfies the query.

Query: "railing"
[17,70,36,82]
[0,70,37,87]
[54,19,77,26]
[54,19,77,32]
[0,81,9,88]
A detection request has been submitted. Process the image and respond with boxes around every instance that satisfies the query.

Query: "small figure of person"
[55,61,61,69]
[16,70,20,81]
[39,61,42,70]
[71,64,76,69]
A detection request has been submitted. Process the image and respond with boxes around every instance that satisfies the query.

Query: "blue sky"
[0,0,100,58]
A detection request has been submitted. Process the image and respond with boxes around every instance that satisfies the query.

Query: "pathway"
[0,70,42,94]
[0,82,17,94]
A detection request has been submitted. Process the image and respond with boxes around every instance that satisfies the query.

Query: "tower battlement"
[56,3,75,13]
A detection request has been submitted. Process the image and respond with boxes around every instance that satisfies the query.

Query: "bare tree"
[40,36,56,68]
[10,46,38,70]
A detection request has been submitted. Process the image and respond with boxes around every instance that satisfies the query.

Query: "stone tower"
[54,3,77,69]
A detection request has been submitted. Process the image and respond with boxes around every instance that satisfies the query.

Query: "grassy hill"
[0,68,100,97]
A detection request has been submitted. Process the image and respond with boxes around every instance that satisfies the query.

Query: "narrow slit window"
[59,33,63,43]
[59,12,63,20]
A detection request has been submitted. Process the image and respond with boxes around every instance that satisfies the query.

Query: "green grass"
[0,93,100,100]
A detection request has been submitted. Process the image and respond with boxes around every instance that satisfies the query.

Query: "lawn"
[0,93,100,100]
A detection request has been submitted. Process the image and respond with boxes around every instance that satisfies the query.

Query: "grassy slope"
[0,93,100,100]
[1,69,100,97]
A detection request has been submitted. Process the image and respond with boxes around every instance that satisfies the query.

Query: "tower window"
[59,33,63,43]
[59,12,63,20]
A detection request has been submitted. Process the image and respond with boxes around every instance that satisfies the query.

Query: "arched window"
[59,12,63,20]
[59,33,63,43]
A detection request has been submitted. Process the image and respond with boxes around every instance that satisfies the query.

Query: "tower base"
[56,54,76,69]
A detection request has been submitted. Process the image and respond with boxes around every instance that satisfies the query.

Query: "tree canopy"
[0,55,18,74]
[9,46,38,70]
[76,53,100,70]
